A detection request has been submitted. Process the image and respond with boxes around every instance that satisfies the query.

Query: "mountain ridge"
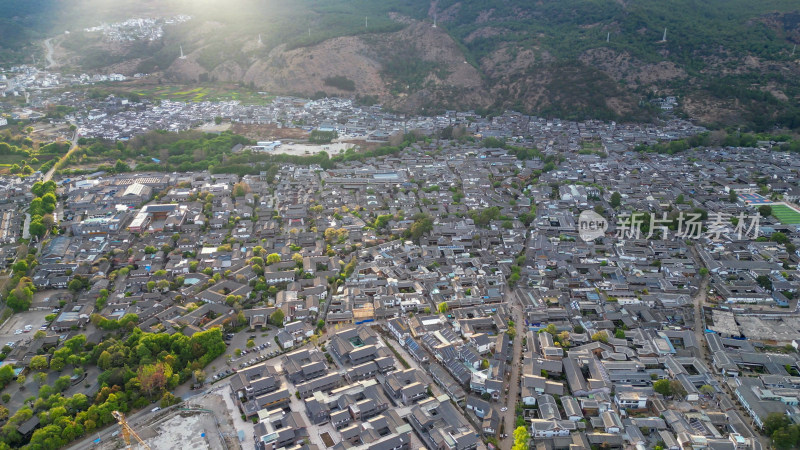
[4,0,800,129]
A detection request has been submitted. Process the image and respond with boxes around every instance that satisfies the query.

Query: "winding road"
[44,130,79,182]
[43,38,57,69]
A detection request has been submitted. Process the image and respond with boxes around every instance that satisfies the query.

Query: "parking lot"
[0,309,53,348]
[213,343,283,382]
[208,327,284,382]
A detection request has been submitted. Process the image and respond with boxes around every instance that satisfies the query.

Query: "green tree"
[41,192,56,209]
[157,279,170,291]
[114,159,130,173]
[12,260,28,274]
[232,182,249,197]
[756,274,773,291]
[161,392,181,408]
[591,331,608,343]
[653,379,672,396]
[68,278,83,293]
[50,357,65,371]
[29,355,49,371]
[438,302,448,314]
[246,339,255,348]
[771,232,789,245]
[54,375,71,392]
[758,205,773,217]
[764,412,792,436]
[772,426,800,450]
[408,215,433,242]
[269,309,285,327]
[0,366,15,387]
[29,217,46,238]
[266,253,281,265]
[33,373,47,386]
[610,191,621,208]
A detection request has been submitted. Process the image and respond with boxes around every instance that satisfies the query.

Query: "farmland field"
[129,84,275,105]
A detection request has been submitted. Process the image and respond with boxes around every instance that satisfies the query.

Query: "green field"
[129,85,275,105]
[770,204,800,224]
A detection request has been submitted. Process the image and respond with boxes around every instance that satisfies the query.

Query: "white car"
[500,407,508,412]
[14,330,22,335]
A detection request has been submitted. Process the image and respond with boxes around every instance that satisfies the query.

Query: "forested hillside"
[3,0,800,129]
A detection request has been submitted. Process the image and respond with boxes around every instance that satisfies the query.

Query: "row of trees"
[29,180,57,238]
[764,412,800,449]
[4,248,38,312]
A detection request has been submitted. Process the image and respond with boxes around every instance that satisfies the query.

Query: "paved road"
[44,130,79,182]
[64,398,166,450]
[690,250,769,450]
[500,293,524,449]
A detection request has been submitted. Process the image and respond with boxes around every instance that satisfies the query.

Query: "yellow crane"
[112,411,151,450]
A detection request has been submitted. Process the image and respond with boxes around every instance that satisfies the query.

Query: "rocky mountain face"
[35,1,800,128]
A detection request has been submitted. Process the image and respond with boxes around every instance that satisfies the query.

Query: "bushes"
[92,313,139,331]
[323,76,355,91]
[309,130,338,144]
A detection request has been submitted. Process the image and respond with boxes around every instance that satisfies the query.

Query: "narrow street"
[692,276,709,362]
[500,293,524,449]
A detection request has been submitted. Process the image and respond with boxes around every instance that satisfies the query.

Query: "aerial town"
[0,2,798,443]
[82,16,192,42]
[0,67,799,449]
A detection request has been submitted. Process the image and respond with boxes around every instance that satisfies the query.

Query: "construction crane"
[112,411,151,450]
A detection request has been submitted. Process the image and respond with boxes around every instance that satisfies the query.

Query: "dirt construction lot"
[140,412,225,449]
[94,389,242,450]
